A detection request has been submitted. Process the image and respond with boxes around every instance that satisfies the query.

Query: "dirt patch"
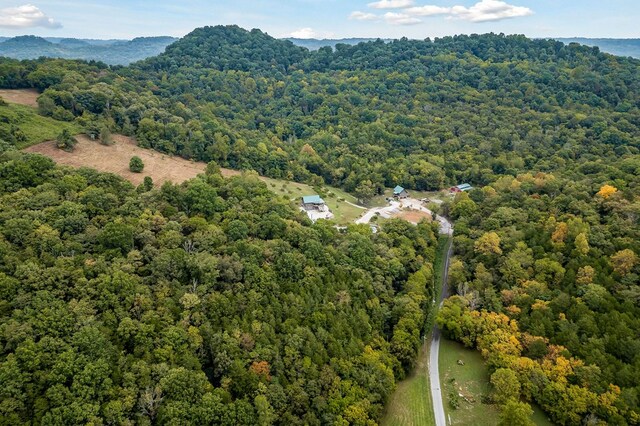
[24,134,240,186]
[0,89,40,108]
[394,209,432,224]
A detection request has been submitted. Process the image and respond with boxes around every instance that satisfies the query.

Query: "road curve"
[430,236,453,426]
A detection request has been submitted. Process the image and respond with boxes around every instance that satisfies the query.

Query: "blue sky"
[0,1,638,40]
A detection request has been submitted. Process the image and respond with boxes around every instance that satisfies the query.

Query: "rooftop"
[456,183,473,190]
[393,185,405,194]
[302,195,325,204]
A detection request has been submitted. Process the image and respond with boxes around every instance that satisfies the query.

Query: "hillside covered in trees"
[0,152,438,424]
[1,25,640,424]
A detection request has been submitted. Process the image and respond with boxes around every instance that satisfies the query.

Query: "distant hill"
[286,37,388,50]
[137,25,307,73]
[556,38,640,58]
[0,35,178,65]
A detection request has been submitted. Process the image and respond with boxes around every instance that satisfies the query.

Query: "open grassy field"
[261,176,365,224]
[0,88,40,107]
[440,338,554,426]
[25,134,215,186]
[382,341,435,426]
[0,102,81,149]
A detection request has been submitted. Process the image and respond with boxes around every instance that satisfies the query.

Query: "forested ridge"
[1,24,640,425]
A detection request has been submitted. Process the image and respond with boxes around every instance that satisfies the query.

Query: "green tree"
[354,179,376,204]
[498,399,534,426]
[100,126,113,146]
[142,176,154,191]
[56,129,77,152]
[491,368,521,404]
[129,156,144,173]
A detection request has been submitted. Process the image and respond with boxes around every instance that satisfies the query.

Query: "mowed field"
[0,88,39,107]
[440,339,554,426]
[24,134,236,186]
[381,341,435,426]
[261,176,365,224]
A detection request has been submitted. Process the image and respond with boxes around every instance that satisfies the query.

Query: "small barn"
[450,183,473,193]
[301,195,328,212]
[393,185,409,199]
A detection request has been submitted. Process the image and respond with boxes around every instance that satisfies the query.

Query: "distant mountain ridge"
[0,33,638,65]
[0,35,178,65]
[288,36,640,58]
[556,38,640,59]
[285,37,389,50]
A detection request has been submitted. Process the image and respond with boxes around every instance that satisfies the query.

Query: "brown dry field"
[0,88,40,107]
[394,210,432,224]
[24,134,240,186]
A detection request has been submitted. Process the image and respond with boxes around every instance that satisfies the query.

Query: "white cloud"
[0,4,62,29]
[288,27,335,39]
[368,0,415,9]
[404,5,451,16]
[449,0,533,22]
[349,11,378,21]
[383,12,422,25]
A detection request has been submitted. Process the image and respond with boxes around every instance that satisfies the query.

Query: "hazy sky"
[0,1,638,40]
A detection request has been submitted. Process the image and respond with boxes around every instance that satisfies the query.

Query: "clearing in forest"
[24,134,227,186]
[24,134,364,223]
[0,88,40,108]
[0,102,81,149]
[393,209,433,224]
[440,338,553,426]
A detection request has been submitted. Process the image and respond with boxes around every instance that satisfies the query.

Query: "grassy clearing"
[0,88,39,107]
[260,176,365,225]
[1,103,81,149]
[532,405,555,425]
[381,341,435,426]
[440,338,496,426]
[440,338,554,426]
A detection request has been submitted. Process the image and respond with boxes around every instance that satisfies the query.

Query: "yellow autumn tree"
[576,266,595,285]
[475,232,503,256]
[611,249,639,275]
[596,184,617,198]
[551,222,568,246]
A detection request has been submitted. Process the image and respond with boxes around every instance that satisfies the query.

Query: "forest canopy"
[1,25,640,425]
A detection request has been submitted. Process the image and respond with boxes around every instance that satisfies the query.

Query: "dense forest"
[0,152,438,424]
[1,25,640,424]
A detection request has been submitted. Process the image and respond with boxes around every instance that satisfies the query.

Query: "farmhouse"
[301,195,328,212]
[393,185,409,199]
[450,183,473,193]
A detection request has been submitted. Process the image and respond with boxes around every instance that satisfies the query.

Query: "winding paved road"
[429,237,453,426]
